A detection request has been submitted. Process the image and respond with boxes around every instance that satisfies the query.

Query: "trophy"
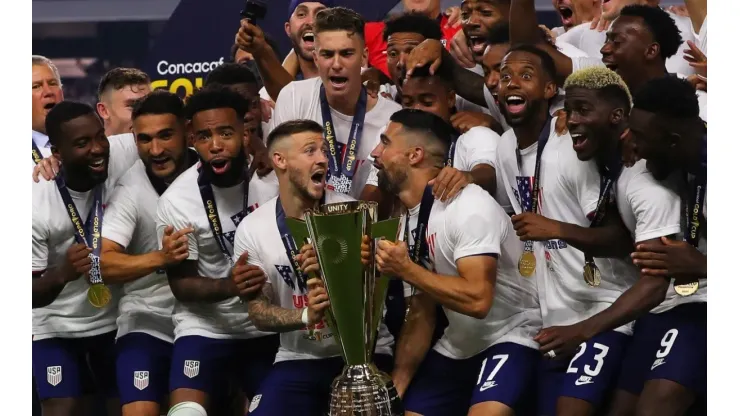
[286,201,404,416]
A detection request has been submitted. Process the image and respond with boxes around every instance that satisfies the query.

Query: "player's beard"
[377,165,406,196]
[291,31,314,62]
[288,166,323,202]
[205,149,248,187]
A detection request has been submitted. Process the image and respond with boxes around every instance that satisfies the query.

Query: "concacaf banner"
[143,0,406,98]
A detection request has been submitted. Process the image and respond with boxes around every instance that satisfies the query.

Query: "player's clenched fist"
[375,239,412,277]
[296,243,321,277]
[161,225,193,265]
[306,277,330,326]
[231,251,267,299]
[360,235,373,267]
[63,243,93,282]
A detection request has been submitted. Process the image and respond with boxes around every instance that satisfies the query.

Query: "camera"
[241,0,267,23]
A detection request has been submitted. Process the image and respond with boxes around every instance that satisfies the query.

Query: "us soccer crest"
[47,366,62,386]
[134,371,149,391]
[183,360,200,379]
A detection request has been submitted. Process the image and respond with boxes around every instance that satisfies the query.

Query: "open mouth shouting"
[571,132,590,153]
[88,157,107,174]
[557,3,575,28]
[301,30,315,50]
[150,155,173,172]
[209,157,232,175]
[329,76,349,91]
[503,94,528,117]
[468,35,488,56]
[309,167,326,190]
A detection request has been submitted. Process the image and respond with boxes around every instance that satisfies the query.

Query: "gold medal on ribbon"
[583,262,601,287]
[518,251,536,277]
[87,284,112,308]
[674,281,699,297]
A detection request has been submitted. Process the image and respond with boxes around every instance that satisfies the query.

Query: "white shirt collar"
[32,130,50,148]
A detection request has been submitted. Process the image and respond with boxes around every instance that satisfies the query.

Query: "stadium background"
[31,0,686,413]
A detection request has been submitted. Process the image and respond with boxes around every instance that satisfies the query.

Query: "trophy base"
[328,364,404,416]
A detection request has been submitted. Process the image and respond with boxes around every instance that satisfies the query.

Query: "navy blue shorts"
[403,348,484,416]
[248,354,393,415]
[32,331,117,401]
[470,342,540,414]
[538,330,630,415]
[116,332,173,405]
[169,334,279,400]
[617,302,707,397]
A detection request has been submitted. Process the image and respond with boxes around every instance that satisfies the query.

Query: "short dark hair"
[620,5,683,60]
[383,12,442,41]
[131,90,184,121]
[633,75,699,119]
[504,44,558,82]
[408,62,454,89]
[389,108,454,150]
[266,119,324,150]
[98,67,150,99]
[45,101,98,146]
[315,7,365,41]
[205,63,258,87]
[183,85,249,121]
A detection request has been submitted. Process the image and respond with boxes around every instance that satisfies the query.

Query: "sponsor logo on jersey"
[480,380,498,391]
[575,375,594,386]
[651,358,666,371]
[47,366,62,387]
[134,371,149,390]
[184,360,200,378]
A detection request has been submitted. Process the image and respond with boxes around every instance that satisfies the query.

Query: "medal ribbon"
[319,85,367,193]
[54,174,104,286]
[445,132,459,168]
[684,134,707,248]
[516,116,553,254]
[582,155,623,268]
[274,194,326,294]
[197,165,251,264]
[32,140,43,165]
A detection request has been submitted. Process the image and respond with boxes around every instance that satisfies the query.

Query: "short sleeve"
[156,195,199,261]
[449,189,502,261]
[455,127,499,171]
[267,82,298,138]
[233,219,268,278]
[558,134,601,217]
[570,56,605,73]
[627,171,682,243]
[101,183,139,249]
[32,208,49,273]
[107,134,139,184]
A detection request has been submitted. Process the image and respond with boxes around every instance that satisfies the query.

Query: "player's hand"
[511,212,562,241]
[260,99,274,123]
[450,111,498,133]
[539,25,558,45]
[686,74,707,92]
[362,67,391,100]
[296,243,321,277]
[683,40,707,78]
[631,237,707,282]
[590,15,612,32]
[406,40,444,81]
[33,155,60,182]
[449,30,476,69]
[360,235,373,267]
[534,324,588,359]
[231,251,267,298]
[235,19,268,56]
[444,6,462,28]
[664,4,690,17]
[375,239,412,277]
[62,243,93,282]
[161,225,194,265]
[620,128,639,168]
[428,167,472,202]
[555,109,569,136]
[306,277,330,325]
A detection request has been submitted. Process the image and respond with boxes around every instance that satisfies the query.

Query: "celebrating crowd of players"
[31,0,707,415]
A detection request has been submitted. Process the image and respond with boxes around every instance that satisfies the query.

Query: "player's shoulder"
[461,126,501,142]
[446,184,496,212]
[241,196,279,229]
[117,159,147,187]
[32,177,58,224]
[289,77,322,96]
[372,94,403,116]
[158,163,199,208]
[621,160,679,199]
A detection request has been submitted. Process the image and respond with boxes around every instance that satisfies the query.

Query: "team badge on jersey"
[46,366,62,386]
[183,360,200,378]
[134,371,149,390]
[249,394,262,412]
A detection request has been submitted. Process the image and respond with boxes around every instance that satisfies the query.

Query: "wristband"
[301,307,309,325]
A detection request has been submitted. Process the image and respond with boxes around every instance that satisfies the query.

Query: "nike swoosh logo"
[480,383,497,391]
[575,380,594,386]
[651,361,665,371]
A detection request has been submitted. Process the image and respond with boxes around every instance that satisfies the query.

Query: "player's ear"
[611,107,625,125]
[544,80,557,101]
[272,149,287,171]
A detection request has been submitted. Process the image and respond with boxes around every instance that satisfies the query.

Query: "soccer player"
[371,109,542,416]
[492,46,635,416]
[100,91,197,416]
[96,68,152,136]
[551,1,602,34]
[269,7,402,199]
[32,55,64,164]
[459,0,511,67]
[32,101,139,416]
[231,120,395,415]
[612,76,707,416]
[155,86,279,415]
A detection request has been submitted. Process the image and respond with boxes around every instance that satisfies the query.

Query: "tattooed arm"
[246,282,306,332]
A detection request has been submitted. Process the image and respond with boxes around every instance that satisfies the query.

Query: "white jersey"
[696,16,707,55]
[401,185,541,359]
[155,163,279,340]
[233,192,395,362]
[32,133,139,340]
[558,12,696,76]
[268,78,402,199]
[651,173,707,314]
[102,160,177,343]
[495,119,636,335]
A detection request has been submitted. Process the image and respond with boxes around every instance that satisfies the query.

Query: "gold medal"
[674,281,699,297]
[87,284,112,308]
[518,251,536,277]
[583,262,601,287]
